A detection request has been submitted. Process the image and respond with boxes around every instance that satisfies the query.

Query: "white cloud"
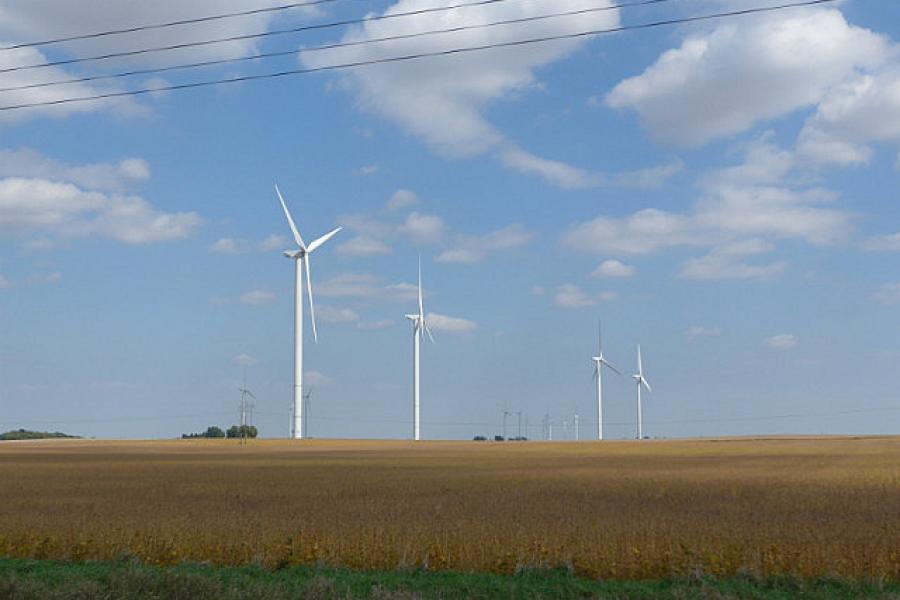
[386,189,419,211]
[553,284,601,309]
[24,271,61,285]
[607,9,889,146]
[257,233,288,252]
[426,312,477,333]
[436,224,531,263]
[0,151,201,245]
[0,150,150,191]
[233,353,258,366]
[305,370,332,386]
[399,212,444,245]
[209,237,248,254]
[530,285,546,296]
[299,0,620,186]
[358,164,380,176]
[874,282,900,305]
[316,272,419,303]
[357,319,395,330]
[679,239,788,281]
[686,325,722,338]
[317,305,361,323]
[764,334,798,349]
[239,289,276,305]
[562,137,853,272]
[337,235,392,257]
[591,259,635,278]
[862,233,900,251]
[798,67,900,165]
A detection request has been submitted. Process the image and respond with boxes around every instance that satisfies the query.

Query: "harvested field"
[1,437,899,580]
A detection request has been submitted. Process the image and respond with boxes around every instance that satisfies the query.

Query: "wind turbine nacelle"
[283,249,303,259]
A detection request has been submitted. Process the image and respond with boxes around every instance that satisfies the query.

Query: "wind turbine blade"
[307,226,342,253]
[417,256,424,319]
[275,184,305,249]
[642,378,652,393]
[592,365,598,382]
[304,254,318,343]
[602,358,622,375]
[598,320,603,355]
[245,390,257,400]
[424,322,435,344]
[637,344,643,377]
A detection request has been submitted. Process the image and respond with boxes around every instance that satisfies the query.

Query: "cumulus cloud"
[316,272,419,303]
[239,289,276,305]
[552,284,612,309]
[386,189,419,211]
[686,325,722,338]
[0,149,149,191]
[399,212,444,245]
[233,353,258,366]
[426,312,477,333]
[317,305,361,323]
[679,239,787,281]
[0,177,202,244]
[257,233,288,252]
[299,0,620,186]
[607,9,889,146]
[436,224,531,263]
[357,319,395,330]
[209,237,248,254]
[562,136,852,279]
[764,334,798,349]
[337,235,392,257]
[305,370,332,386]
[590,259,635,278]
[862,233,900,251]
[874,282,900,305]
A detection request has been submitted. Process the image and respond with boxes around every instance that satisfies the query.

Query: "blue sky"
[0,0,898,440]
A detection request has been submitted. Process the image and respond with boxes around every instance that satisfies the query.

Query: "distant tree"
[181,426,227,439]
[494,435,505,442]
[0,430,79,441]
[204,426,226,438]
[473,435,487,441]
[226,425,258,439]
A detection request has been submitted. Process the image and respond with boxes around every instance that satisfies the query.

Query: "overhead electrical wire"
[0,0,838,112]
[0,0,557,74]
[0,0,676,94]
[0,0,350,52]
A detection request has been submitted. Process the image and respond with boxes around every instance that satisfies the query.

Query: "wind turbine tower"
[591,321,621,440]
[276,185,341,440]
[632,345,652,439]
[405,258,434,441]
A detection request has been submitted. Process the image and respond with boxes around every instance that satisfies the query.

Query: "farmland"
[1,437,899,581]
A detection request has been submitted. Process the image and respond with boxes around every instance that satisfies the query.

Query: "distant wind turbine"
[275,184,341,440]
[405,258,434,441]
[632,344,652,440]
[591,321,620,441]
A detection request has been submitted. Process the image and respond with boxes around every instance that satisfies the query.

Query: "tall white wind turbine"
[632,344,652,440]
[275,184,341,440]
[405,258,434,441]
[591,321,620,441]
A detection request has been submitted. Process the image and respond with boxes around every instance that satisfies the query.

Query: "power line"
[0,0,544,75]
[0,0,839,113]
[0,0,671,95]
[0,0,347,53]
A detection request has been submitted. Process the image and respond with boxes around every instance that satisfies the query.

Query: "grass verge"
[2,558,900,599]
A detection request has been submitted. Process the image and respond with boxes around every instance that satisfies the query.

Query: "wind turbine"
[275,184,341,440]
[591,321,620,441]
[632,344,652,440]
[405,258,434,441]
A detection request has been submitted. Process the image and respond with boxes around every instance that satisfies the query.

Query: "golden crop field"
[1,437,899,580]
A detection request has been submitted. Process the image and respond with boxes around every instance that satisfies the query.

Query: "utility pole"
[502,410,514,439]
[303,388,312,439]
[516,411,522,439]
[238,365,256,446]
[574,413,580,441]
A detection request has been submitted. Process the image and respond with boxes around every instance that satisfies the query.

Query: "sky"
[0,0,899,440]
